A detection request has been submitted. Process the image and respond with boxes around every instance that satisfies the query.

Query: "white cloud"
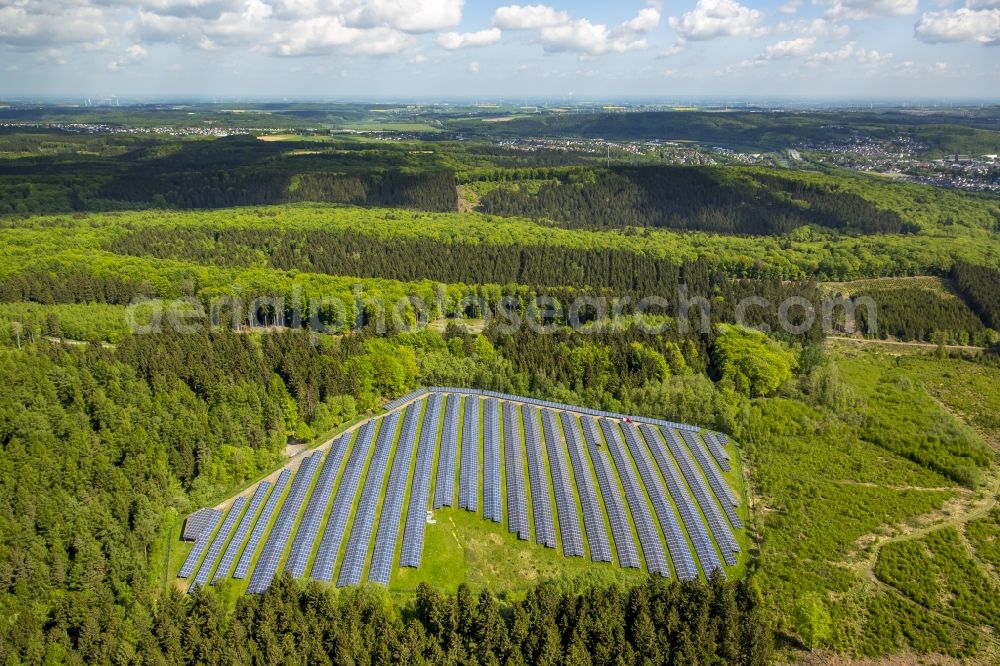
[856,47,893,67]
[620,7,662,32]
[779,0,802,13]
[915,6,1000,44]
[129,0,464,56]
[344,0,463,33]
[492,4,570,30]
[716,35,816,73]
[776,18,851,39]
[467,60,480,73]
[668,0,765,41]
[806,41,856,65]
[108,44,148,70]
[967,0,1000,8]
[763,36,816,58]
[824,0,918,20]
[137,0,243,20]
[658,42,686,57]
[0,4,109,50]
[492,5,659,55]
[437,27,501,49]
[540,18,648,55]
[266,18,412,56]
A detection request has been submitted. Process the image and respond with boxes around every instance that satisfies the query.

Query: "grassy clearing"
[390,505,645,595]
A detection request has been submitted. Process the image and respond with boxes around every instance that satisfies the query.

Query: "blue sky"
[1,0,997,99]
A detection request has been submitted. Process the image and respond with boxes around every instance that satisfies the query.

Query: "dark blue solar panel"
[284,434,350,579]
[702,432,732,472]
[522,405,556,548]
[234,468,292,579]
[425,387,700,433]
[459,396,480,512]
[213,480,273,583]
[580,416,640,569]
[246,453,322,594]
[661,428,739,563]
[502,401,530,540]
[598,419,669,577]
[401,394,443,568]
[311,420,377,582]
[337,411,402,587]
[369,401,422,585]
[559,411,612,563]
[190,496,247,589]
[433,395,460,508]
[639,424,725,574]
[178,509,222,579]
[540,409,583,557]
[620,423,698,581]
[483,398,502,523]
[679,430,742,529]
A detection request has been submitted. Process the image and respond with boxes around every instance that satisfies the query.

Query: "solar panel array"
[338,412,401,587]
[522,405,557,548]
[183,508,222,541]
[433,395,460,509]
[679,430,742,529]
[580,416,640,569]
[619,423,699,580]
[540,409,584,557]
[311,421,377,582]
[186,387,746,593]
[459,396,480,512]
[702,432,732,472]
[598,419,669,577]
[369,401,422,584]
[482,398,502,523]
[178,509,223,578]
[284,435,349,579]
[661,428,740,562]
[234,469,291,579]
[638,425,723,576]
[213,482,272,583]
[502,401,530,540]
[561,412,612,563]
[401,394,443,568]
[246,453,321,594]
[426,387,700,433]
[191,496,247,589]
[383,388,428,412]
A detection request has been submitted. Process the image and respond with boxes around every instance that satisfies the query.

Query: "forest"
[477,167,912,235]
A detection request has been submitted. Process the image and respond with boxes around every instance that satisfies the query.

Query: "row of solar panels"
[179,392,741,593]
[384,386,714,436]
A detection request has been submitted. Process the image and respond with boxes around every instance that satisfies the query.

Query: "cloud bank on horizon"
[0,0,997,97]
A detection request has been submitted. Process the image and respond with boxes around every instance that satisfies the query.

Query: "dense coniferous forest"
[478,167,911,235]
[848,283,997,346]
[952,261,1000,331]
